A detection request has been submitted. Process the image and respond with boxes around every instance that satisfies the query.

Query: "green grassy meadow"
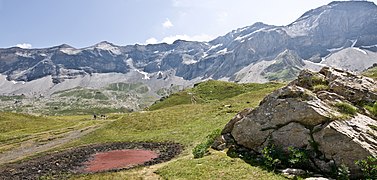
[0,80,286,179]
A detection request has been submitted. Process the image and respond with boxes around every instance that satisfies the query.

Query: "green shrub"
[261,145,286,170]
[260,145,311,172]
[355,156,377,179]
[337,164,350,180]
[313,84,329,92]
[363,66,377,80]
[288,146,309,167]
[335,102,357,115]
[192,143,207,159]
[192,129,221,158]
[365,102,377,117]
[311,74,328,86]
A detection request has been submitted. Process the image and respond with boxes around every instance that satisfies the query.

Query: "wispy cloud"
[162,18,174,29]
[16,43,32,49]
[145,34,214,45]
[145,37,158,44]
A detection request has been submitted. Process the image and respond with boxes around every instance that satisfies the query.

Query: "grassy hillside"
[0,80,286,179]
[73,81,283,146]
[0,113,107,156]
[363,66,377,79]
[148,80,281,110]
[67,81,285,179]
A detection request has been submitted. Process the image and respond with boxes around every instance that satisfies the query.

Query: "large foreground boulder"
[217,67,377,177]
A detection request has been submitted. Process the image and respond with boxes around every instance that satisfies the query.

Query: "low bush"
[337,164,350,180]
[260,145,309,170]
[365,102,377,117]
[355,156,377,179]
[192,129,221,158]
[335,102,357,115]
[288,146,309,167]
[313,84,329,92]
[261,145,285,170]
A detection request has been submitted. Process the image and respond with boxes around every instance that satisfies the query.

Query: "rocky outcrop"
[216,67,377,177]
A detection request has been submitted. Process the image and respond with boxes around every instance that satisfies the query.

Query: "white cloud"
[145,37,158,44]
[16,43,32,49]
[162,18,174,29]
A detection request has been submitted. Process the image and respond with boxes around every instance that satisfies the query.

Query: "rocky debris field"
[0,142,182,180]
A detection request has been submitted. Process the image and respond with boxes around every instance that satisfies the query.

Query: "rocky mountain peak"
[294,0,376,24]
[216,67,377,178]
[328,0,376,7]
[48,44,75,50]
[58,44,74,49]
[2,1,377,98]
[89,41,118,50]
[94,41,116,47]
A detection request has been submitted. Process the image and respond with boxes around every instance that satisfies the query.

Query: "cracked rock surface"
[217,67,377,176]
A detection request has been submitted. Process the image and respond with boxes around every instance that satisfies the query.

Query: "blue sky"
[0,0,376,48]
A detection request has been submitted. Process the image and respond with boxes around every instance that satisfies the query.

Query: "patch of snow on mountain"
[135,69,150,80]
[15,52,33,58]
[235,34,252,41]
[351,39,358,47]
[208,44,222,51]
[60,48,81,55]
[353,47,367,55]
[125,58,150,79]
[217,48,228,54]
[236,26,249,33]
[327,46,344,52]
[201,52,208,58]
[361,44,377,48]
[10,80,26,85]
[320,58,326,63]
[182,55,197,65]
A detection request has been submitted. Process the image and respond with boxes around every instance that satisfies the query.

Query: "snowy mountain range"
[1,1,377,110]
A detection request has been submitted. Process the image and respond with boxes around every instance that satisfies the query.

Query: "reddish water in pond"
[82,149,158,173]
